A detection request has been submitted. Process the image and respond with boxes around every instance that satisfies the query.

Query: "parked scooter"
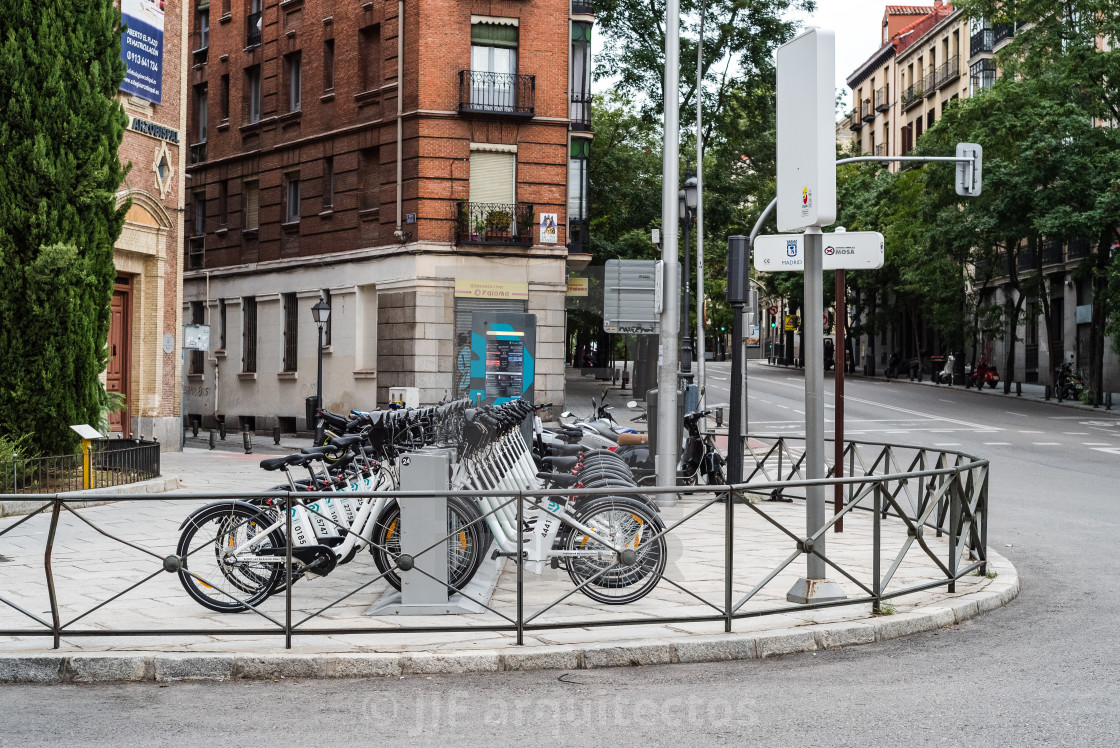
[969,359,1000,390]
[1055,361,1084,401]
[933,353,956,385]
[885,352,901,379]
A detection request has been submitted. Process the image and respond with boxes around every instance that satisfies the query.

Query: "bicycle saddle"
[259,454,303,471]
[326,434,363,450]
[536,472,581,488]
[544,442,585,456]
[541,455,580,472]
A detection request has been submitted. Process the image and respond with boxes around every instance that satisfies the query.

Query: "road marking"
[809,389,1002,431]
[929,430,954,433]
[1032,442,1061,446]
[1092,447,1120,456]
[1019,430,1044,434]
[1006,411,1027,417]
[1062,432,1088,435]
[711,376,728,381]
[1083,442,1111,446]
[793,409,805,414]
[983,442,1012,446]
[934,442,961,446]
[939,399,954,403]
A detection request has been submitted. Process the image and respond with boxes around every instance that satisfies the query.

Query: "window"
[570,23,591,126]
[915,115,924,140]
[321,289,332,347]
[970,59,997,95]
[285,52,301,112]
[192,191,206,237]
[218,180,228,227]
[242,297,258,373]
[247,0,263,46]
[194,83,208,143]
[219,74,230,121]
[323,157,334,211]
[568,139,590,251]
[900,123,913,155]
[246,65,261,124]
[284,173,301,224]
[471,23,518,109]
[469,149,515,205]
[360,25,380,92]
[359,148,379,211]
[196,8,209,51]
[243,179,259,231]
[323,39,335,91]
[218,299,227,350]
[189,301,205,375]
[282,293,298,372]
[927,109,935,130]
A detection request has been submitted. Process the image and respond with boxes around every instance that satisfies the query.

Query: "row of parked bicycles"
[175,399,670,613]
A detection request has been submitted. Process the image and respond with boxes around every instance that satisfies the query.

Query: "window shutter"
[469,151,516,205]
[244,181,260,230]
[471,24,518,48]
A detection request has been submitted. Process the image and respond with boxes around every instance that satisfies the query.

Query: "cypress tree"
[0,0,129,454]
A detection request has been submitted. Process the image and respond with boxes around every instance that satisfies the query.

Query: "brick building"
[110,0,188,447]
[182,0,587,432]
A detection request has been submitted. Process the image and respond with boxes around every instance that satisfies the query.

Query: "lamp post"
[311,298,331,416]
[678,174,698,385]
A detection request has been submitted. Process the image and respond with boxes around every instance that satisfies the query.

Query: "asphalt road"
[4,362,1119,747]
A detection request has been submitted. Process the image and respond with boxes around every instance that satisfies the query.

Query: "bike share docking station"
[367,450,505,616]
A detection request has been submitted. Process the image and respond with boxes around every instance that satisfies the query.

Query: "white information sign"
[775,28,836,232]
[183,324,210,351]
[753,231,885,271]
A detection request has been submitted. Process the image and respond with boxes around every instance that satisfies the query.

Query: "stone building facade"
[110,0,188,448]
[182,0,580,432]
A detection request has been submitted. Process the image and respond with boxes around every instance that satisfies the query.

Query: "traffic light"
[720,326,726,332]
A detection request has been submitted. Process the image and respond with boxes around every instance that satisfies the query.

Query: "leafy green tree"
[0,0,129,454]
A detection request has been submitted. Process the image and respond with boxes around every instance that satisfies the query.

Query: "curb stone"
[0,476,181,518]
[0,549,1020,684]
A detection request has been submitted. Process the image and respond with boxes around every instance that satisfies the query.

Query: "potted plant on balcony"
[472,217,486,241]
[485,210,513,240]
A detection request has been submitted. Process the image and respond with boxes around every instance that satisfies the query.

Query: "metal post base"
[785,577,847,605]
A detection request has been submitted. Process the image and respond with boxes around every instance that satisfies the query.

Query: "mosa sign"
[753,231,885,271]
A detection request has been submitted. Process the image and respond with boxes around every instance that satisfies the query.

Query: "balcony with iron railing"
[1067,237,1090,259]
[455,201,535,246]
[970,29,994,57]
[992,22,1015,46]
[1040,238,1064,266]
[246,11,262,47]
[873,143,886,157]
[860,98,874,122]
[570,92,593,131]
[901,81,924,111]
[874,86,890,112]
[568,218,591,255]
[848,110,863,131]
[924,71,937,97]
[458,71,536,118]
[1017,246,1038,273]
[187,236,205,270]
[189,141,207,165]
[936,57,960,88]
[571,0,594,14]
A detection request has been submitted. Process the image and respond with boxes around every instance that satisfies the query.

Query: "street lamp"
[311,298,331,419]
[678,173,698,384]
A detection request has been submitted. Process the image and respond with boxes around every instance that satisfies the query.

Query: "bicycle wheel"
[370,497,486,592]
[563,496,666,605]
[177,502,284,613]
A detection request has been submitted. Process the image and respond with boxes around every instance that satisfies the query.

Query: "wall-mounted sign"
[566,277,589,297]
[539,213,558,244]
[120,0,166,105]
[785,315,799,331]
[129,116,179,143]
[454,279,529,300]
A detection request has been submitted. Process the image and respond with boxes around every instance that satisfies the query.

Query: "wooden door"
[107,281,131,437]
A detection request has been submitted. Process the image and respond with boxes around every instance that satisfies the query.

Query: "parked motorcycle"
[1055,361,1084,401]
[969,359,1000,390]
[885,352,901,379]
[933,353,956,385]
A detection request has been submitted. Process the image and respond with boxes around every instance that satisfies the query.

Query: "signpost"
[753,231,885,271]
[603,259,662,335]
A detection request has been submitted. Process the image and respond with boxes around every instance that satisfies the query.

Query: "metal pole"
[728,303,745,486]
[834,268,845,533]
[656,0,682,493]
[681,212,693,380]
[695,0,706,400]
[786,227,844,604]
[316,325,324,409]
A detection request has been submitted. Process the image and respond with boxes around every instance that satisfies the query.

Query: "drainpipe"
[396,0,404,232]
[205,271,220,424]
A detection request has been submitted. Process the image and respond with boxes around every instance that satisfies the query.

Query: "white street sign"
[775,28,836,232]
[955,142,983,197]
[754,231,885,271]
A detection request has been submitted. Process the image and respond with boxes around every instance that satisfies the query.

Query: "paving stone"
[66,654,152,683]
[755,628,817,658]
[154,653,235,682]
[582,640,675,668]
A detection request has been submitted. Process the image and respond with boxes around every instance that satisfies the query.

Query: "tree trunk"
[1089,232,1111,405]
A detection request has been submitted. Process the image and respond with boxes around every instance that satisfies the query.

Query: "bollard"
[1016,381,1022,397]
[191,420,199,438]
[273,425,281,445]
[1106,392,1113,411]
[1045,384,1051,400]
[219,421,227,440]
[208,429,216,450]
[243,430,253,454]
[715,408,724,428]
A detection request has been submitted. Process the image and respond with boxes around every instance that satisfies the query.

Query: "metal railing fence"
[0,437,987,650]
[2,440,160,495]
